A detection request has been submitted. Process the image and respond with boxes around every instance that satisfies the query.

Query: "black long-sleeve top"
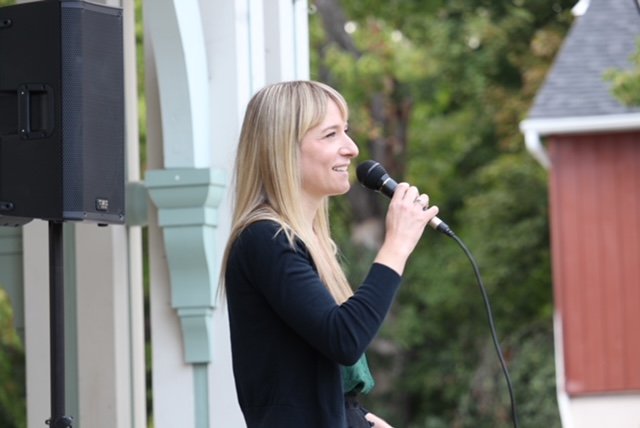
[225,220,401,427]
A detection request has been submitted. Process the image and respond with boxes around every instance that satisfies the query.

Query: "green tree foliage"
[0,289,25,428]
[311,0,575,426]
[605,40,640,107]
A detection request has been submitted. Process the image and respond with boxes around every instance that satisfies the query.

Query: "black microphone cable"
[448,231,520,428]
[356,160,520,427]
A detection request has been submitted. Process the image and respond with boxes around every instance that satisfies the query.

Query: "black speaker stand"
[46,221,73,428]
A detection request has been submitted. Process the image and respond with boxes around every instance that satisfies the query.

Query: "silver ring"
[414,195,428,211]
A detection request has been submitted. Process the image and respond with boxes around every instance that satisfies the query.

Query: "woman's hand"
[374,182,439,276]
[365,412,395,428]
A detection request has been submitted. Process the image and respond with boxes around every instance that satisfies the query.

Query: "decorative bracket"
[146,167,226,363]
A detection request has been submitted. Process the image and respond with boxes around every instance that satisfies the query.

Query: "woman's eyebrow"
[320,123,346,133]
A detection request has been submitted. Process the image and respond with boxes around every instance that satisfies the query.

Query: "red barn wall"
[548,130,640,395]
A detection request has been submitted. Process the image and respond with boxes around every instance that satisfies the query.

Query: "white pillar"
[144,27,199,428]
[145,0,310,426]
[74,224,133,427]
[23,221,51,428]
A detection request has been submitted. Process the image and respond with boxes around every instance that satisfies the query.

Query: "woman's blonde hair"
[221,80,353,303]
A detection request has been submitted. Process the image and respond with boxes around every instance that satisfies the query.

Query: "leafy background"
[310,0,572,426]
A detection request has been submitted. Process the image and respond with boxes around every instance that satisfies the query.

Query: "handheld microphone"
[356,160,454,236]
[357,160,519,426]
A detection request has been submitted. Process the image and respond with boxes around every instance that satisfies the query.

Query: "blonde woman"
[223,81,438,427]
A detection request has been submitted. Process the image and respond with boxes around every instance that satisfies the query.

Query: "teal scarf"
[342,354,375,395]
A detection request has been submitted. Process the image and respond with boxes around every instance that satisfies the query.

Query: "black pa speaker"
[0,0,125,226]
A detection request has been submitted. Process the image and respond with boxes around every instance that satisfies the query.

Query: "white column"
[145,0,311,426]
[263,0,310,83]
[200,2,266,425]
[122,0,148,425]
[75,224,132,427]
[144,28,199,428]
[23,221,50,428]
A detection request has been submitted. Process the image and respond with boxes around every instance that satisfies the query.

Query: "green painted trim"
[178,307,214,363]
[0,228,22,253]
[157,207,218,227]
[146,168,225,188]
[193,363,209,428]
[163,226,217,308]
[146,167,226,364]
[125,181,149,227]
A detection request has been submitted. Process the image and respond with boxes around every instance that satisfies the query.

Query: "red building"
[520,0,640,426]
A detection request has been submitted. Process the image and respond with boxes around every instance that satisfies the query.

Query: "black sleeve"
[230,221,401,365]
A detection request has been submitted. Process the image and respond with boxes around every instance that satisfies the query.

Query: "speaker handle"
[0,202,14,212]
[18,83,55,140]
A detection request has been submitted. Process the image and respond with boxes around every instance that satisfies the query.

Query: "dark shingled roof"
[527,0,640,119]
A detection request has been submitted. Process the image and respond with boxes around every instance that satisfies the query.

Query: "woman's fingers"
[413,193,429,210]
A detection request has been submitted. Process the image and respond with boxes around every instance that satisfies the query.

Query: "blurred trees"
[606,40,640,107]
[0,289,25,428]
[311,0,575,426]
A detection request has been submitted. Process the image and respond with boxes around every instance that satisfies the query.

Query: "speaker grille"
[0,1,124,224]
[61,2,124,223]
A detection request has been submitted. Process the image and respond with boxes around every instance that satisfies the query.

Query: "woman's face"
[299,99,359,202]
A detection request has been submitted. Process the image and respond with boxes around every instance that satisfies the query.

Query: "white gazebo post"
[143,0,310,426]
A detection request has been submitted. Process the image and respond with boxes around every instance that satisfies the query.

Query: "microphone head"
[356,160,388,191]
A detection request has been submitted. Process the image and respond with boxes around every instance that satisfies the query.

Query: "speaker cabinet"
[0,0,125,226]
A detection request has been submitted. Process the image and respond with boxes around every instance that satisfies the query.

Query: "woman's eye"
[325,131,337,139]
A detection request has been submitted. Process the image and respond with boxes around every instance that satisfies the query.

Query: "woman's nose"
[341,135,359,157]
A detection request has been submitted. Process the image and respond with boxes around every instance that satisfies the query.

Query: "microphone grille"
[356,160,387,190]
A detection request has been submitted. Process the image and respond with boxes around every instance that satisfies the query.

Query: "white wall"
[568,394,640,428]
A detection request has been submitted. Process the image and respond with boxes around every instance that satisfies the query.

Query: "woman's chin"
[332,184,351,196]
